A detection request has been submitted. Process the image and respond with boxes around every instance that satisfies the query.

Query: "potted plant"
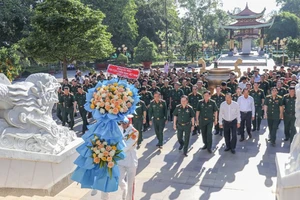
[134,37,157,69]
[117,53,128,66]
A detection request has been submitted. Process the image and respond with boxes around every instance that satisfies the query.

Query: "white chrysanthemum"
[105,102,110,106]
[95,150,100,154]
[98,153,104,158]
[100,108,105,114]
[114,95,119,100]
[111,104,115,108]
[96,102,101,106]
[103,141,108,145]
[122,102,127,107]
[109,109,113,113]
[101,93,107,98]
[109,151,115,157]
[100,148,106,152]
[120,108,124,113]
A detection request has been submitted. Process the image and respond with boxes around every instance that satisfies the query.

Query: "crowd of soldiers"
[56,65,298,156]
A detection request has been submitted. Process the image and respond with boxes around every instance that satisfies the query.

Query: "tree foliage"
[276,0,300,17]
[22,0,114,79]
[287,38,300,60]
[0,45,21,81]
[186,42,201,62]
[266,12,300,42]
[134,37,158,63]
[0,0,37,47]
[82,0,138,49]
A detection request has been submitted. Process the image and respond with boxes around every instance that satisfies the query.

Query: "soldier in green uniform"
[83,79,93,92]
[227,76,238,94]
[282,86,297,143]
[148,80,161,95]
[56,87,64,122]
[133,100,147,148]
[61,78,71,90]
[169,82,184,121]
[149,92,168,149]
[181,79,191,95]
[75,86,89,134]
[249,82,265,131]
[276,80,287,97]
[211,85,225,136]
[70,79,79,95]
[232,87,242,102]
[196,81,207,96]
[264,87,283,146]
[259,75,270,96]
[196,91,218,153]
[188,85,203,135]
[139,86,153,130]
[173,95,195,156]
[221,81,231,95]
[60,87,76,130]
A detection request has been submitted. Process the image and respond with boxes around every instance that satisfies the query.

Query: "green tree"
[22,0,114,79]
[82,0,138,49]
[0,0,37,47]
[276,0,300,17]
[287,38,300,60]
[0,45,21,81]
[134,37,158,63]
[266,12,300,42]
[186,42,201,62]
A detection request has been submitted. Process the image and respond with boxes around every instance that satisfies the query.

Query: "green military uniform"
[188,92,203,135]
[181,86,191,95]
[148,87,161,95]
[139,91,153,129]
[277,87,287,97]
[133,100,147,145]
[173,104,195,154]
[232,93,241,102]
[264,95,283,145]
[227,81,238,94]
[196,99,218,151]
[203,80,209,89]
[83,84,93,92]
[221,87,231,95]
[211,93,225,135]
[75,91,88,133]
[161,85,173,109]
[170,88,184,120]
[70,85,78,95]
[283,94,296,142]
[148,100,168,147]
[56,91,64,122]
[197,87,207,96]
[249,89,265,131]
[259,80,269,96]
[59,93,75,129]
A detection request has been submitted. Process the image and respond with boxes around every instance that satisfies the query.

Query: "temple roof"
[221,18,275,30]
[228,3,266,19]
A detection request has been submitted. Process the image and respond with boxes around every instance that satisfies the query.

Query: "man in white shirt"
[238,76,247,90]
[219,93,241,154]
[237,88,255,141]
[92,117,139,200]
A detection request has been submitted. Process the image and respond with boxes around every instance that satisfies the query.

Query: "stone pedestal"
[276,153,300,200]
[0,138,83,196]
[242,38,252,54]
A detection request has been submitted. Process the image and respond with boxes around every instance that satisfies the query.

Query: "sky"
[221,0,280,14]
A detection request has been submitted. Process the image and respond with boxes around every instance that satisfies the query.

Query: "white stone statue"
[0,73,76,154]
[285,83,300,175]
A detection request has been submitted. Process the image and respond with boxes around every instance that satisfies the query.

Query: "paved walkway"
[65,116,290,200]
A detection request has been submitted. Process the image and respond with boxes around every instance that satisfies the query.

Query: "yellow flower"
[113,83,118,86]
[101,157,107,161]
[112,146,117,150]
[97,87,101,91]
[128,91,133,96]
[90,104,95,109]
[93,153,97,158]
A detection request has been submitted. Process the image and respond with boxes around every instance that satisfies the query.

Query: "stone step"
[19,196,33,200]
[1,196,19,200]
[218,62,267,67]
[55,182,89,199]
